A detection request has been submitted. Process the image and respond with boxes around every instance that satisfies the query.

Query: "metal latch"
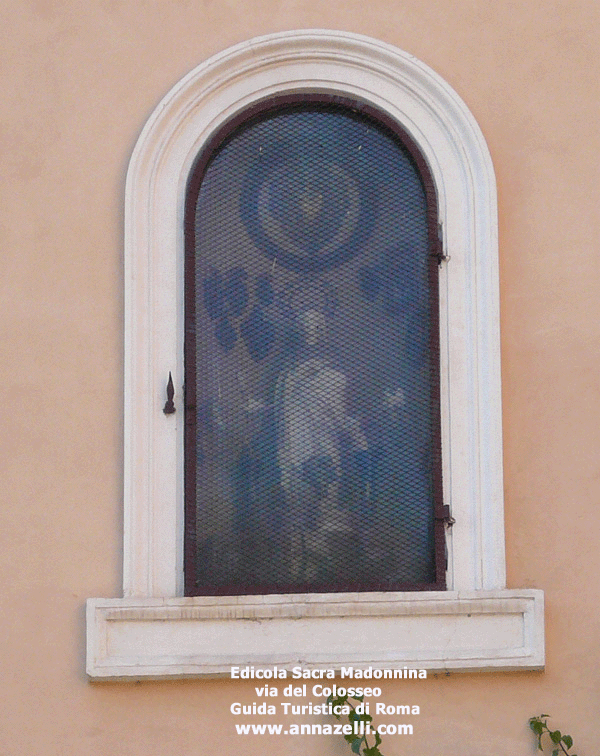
[435,505,455,527]
[163,372,176,415]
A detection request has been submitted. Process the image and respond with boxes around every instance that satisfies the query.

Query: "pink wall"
[2,1,600,753]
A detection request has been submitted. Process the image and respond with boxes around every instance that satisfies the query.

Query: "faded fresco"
[189,105,439,594]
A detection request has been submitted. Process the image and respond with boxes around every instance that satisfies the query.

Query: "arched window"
[184,97,445,595]
[87,31,544,679]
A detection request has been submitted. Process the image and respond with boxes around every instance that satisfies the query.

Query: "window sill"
[86,589,544,680]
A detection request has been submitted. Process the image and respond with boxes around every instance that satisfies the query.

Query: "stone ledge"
[87,589,544,680]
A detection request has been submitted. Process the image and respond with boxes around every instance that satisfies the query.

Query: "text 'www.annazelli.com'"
[235,723,413,736]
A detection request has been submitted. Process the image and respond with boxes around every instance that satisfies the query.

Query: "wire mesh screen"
[185,103,442,595]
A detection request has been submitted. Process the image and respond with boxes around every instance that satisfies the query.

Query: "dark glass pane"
[187,105,439,594]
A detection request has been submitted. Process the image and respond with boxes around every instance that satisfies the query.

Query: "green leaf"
[351,736,364,754]
[562,735,573,749]
[550,730,562,744]
[363,748,381,756]
[364,748,382,756]
[552,750,559,756]
[531,721,544,735]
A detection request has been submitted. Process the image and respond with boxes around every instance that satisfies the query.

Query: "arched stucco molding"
[87,31,544,679]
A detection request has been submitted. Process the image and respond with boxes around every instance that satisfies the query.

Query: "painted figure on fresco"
[216,284,375,589]
[274,307,369,580]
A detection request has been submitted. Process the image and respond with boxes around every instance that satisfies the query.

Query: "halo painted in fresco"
[240,112,376,273]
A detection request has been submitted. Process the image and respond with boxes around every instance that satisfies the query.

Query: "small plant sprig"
[327,692,384,756]
[529,715,576,756]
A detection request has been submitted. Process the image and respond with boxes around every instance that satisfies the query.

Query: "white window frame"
[86,29,544,680]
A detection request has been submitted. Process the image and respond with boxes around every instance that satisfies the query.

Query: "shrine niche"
[184,99,444,596]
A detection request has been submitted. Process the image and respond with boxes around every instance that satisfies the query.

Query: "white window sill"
[87,589,544,680]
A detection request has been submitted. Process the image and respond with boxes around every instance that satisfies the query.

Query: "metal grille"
[185,101,443,595]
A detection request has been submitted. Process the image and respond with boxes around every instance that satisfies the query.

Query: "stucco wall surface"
[1,1,599,754]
